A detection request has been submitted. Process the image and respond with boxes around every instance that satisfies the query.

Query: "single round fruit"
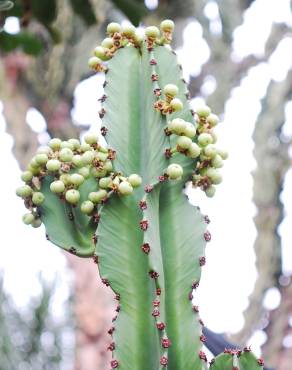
[145,26,160,39]
[91,167,107,178]
[21,170,33,183]
[128,174,142,188]
[103,160,113,172]
[82,150,95,165]
[68,138,80,150]
[31,218,42,228]
[196,105,211,118]
[177,136,192,150]
[205,185,216,198]
[80,143,91,152]
[60,174,71,186]
[49,138,62,151]
[37,146,51,155]
[166,163,183,180]
[16,185,33,198]
[217,149,228,160]
[22,213,35,225]
[204,144,217,158]
[81,200,95,215]
[28,165,40,175]
[46,159,61,172]
[187,142,201,158]
[122,25,136,37]
[99,177,112,189]
[78,167,90,178]
[206,168,222,184]
[118,181,133,195]
[60,148,73,162]
[96,152,108,162]
[107,22,121,35]
[50,180,65,193]
[102,38,114,49]
[30,157,40,169]
[88,190,107,203]
[65,189,80,205]
[32,192,45,205]
[72,155,84,168]
[84,133,98,145]
[94,46,109,61]
[61,141,74,150]
[70,173,84,186]
[169,118,186,134]
[207,113,219,126]
[198,133,213,147]
[160,19,175,32]
[183,122,196,138]
[88,56,102,70]
[212,154,224,168]
[164,84,178,97]
[170,98,183,111]
[35,153,48,165]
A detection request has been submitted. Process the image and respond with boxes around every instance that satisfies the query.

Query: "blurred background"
[0,0,292,369]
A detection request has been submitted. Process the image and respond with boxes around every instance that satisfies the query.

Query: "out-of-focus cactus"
[16,20,265,370]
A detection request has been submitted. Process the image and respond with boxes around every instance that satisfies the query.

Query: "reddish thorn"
[164,127,171,136]
[115,305,120,312]
[139,200,147,210]
[199,351,207,362]
[103,81,108,88]
[107,149,116,160]
[107,342,115,351]
[98,94,107,102]
[101,278,110,287]
[92,254,99,264]
[191,109,195,116]
[200,334,206,343]
[140,220,149,231]
[161,338,172,348]
[156,288,161,296]
[204,215,211,224]
[112,315,117,322]
[149,270,159,279]
[99,108,106,118]
[243,346,251,352]
[45,233,50,240]
[92,234,98,244]
[159,175,167,183]
[151,73,158,81]
[210,358,215,365]
[156,322,165,330]
[257,359,264,366]
[160,356,168,366]
[152,308,160,317]
[204,230,211,242]
[150,59,157,65]
[154,88,161,96]
[144,184,154,193]
[108,327,115,335]
[199,256,206,266]
[115,293,120,301]
[164,148,172,159]
[193,305,199,313]
[141,243,150,254]
[93,213,100,224]
[199,318,205,326]
[153,300,160,307]
[101,126,108,136]
[189,292,193,301]
[69,247,77,255]
[110,359,119,368]
[192,281,199,290]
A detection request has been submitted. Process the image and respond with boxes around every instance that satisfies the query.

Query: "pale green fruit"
[206,168,222,184]
[102,38,114,49]
[78,167,90,178]
[80,143,91,152]
[16,185,33,198]
[70,173,84,186]
[30,157,40,169]
[68,138,80,150]
[196,105,211,118]
[103,160,113,172]
[118,181,133,195]
[183,122,196,138]
[50,180,65,193]
[60,174,71,186]
[22,213,35,225]
[169,118,186,135]
[94,46,109,61]
[122,25,136,37]
[88,56,102,70]
[82,150,95,165]
[166,163,183,180]
[170,98,183,111]
[212,154,224,168]
[211,131,217,143]
[187,143,201,158]
[32,192,45,205]
[204,144,217,158]
[72,155,84,168]
[28,165,40,176]
[49,138,62,151]
[91,167,107,178]
[65,189,80,204]
[107,22,121,34]
[217,149,228,160]
[207,113,219,126]
[205,185,216,198]
[128,174,142,188]
[160,19,175,32]
[60,141,74,150]
[31,218,42,228]
[99,177,113,189]
[164,84,178,97]
[21,171,33,183]
[198,133,213,147]
[88,190,107,203]
[145,26,160,38]
[60,148,73,162]
[35,153,48,165]
[177,136,192,150]
[81,200,95,215]
[37,146,51,155]
[96,152,108,162]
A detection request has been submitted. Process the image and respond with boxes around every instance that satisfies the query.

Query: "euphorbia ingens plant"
[17,19,265,370]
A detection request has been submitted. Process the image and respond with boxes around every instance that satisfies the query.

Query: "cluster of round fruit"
[154,83,184,114]
[88,19,175,72]
[16,133,142,227]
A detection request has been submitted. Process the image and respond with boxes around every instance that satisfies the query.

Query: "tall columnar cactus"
[17,20,265,370]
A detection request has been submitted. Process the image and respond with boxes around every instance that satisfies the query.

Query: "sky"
[1,0,292,363]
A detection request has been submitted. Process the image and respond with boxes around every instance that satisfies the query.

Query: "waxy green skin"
[18,22,264,370]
